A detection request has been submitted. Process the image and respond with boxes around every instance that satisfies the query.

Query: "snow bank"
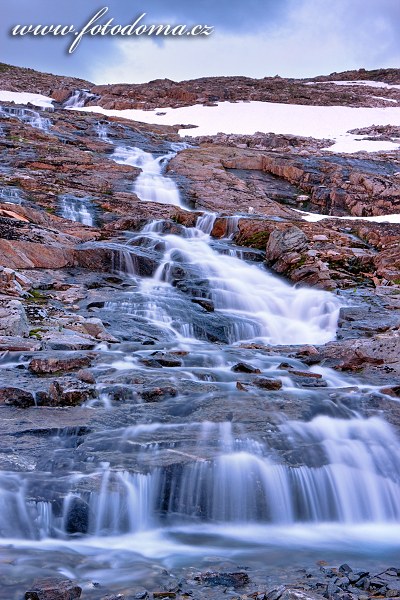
[306,80,400,91]
[0,90,54,109]
[73,101,400,154]
[296,209,400,224]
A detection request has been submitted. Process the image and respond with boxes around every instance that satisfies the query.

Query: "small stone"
[369,578,385,590]
[338,577,350,589]
[266,586,286,600]
[231,362,261,374]
[191,298,215,312]
[141,386,177,402]
[150,352,182,367]
[64,496,89,534]
[196,572,250,588]
[77,369,96,384]
[356,577,371,590]
[338,565,353,575]
[254,377,282,390]
[236,381,248,391]
[29,356,92,375]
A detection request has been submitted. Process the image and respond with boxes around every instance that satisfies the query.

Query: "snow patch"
[72,101,400,154]
[0,90,54,109]
[306,80,400,91]
[296,209,400,224]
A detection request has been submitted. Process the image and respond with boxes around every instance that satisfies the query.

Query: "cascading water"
[1,139,399,597]
[0,105,51,131]
[2,416,400,541]
[0,187,23,204]
[104,146,339,344]
[95,121,110,142]
[118,215,339,345]
[59,195,95,226]
[63,90,96,109]
[112,146,183,207]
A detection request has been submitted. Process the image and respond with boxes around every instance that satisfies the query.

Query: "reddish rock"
[29,356,92,375]
[77,369,96,384]
[25,578,82,600]
[0,387,35,408]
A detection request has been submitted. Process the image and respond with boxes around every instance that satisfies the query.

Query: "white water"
[95,121,110,142]
[0,187,23,205]
[0,105,51,132]
[134,216,340,345]
[1,416,400,541]
[1,140,397,594]
[105,145,340,344]
[64,90,96,109]
[59,196,94,226]
[112,146,183,207]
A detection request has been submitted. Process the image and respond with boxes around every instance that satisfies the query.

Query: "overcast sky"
[1,0,399,83]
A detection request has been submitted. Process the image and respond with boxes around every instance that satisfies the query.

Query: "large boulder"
[29,356,93,375]
[266,226,308,261]
[0,298,29,337]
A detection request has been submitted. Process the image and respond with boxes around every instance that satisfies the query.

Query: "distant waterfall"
[64,90,96,109]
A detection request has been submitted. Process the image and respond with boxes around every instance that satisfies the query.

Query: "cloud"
[92,0,400,84]
[1,0,400,82]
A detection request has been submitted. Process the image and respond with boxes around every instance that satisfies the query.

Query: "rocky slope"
[2,63,400,109]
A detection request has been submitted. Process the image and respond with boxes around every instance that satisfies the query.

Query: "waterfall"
[196,212,217,235]
[123,218,339,345]
[0,105,51,132]
[111,146,183,207]
[64,90,96,109]
[0,187,23,205]
[95,121,110,142]
[225,216,240,239]
[103,146,340,344]
[59,195,95,226]
[2,416,400,541]
[2,126,398,594]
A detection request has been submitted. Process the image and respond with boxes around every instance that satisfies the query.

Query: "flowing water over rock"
[95,121,110,142]
[58,195,96,226]
[1,141,399,598]
[0,105,51,131]
[112,145,184,206]
[63,90,97,109]
[0,186,24,204]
